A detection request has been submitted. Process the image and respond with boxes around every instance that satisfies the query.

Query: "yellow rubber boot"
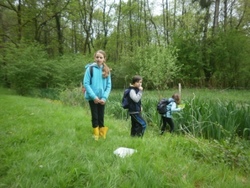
[99,127,108,139]
[93,127,99,141]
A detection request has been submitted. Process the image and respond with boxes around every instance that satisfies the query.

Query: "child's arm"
[171,102,182,112]
[129,89,142,103]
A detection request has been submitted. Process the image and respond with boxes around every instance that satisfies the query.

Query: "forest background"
[1,1,250,186]
[0,0,250,95]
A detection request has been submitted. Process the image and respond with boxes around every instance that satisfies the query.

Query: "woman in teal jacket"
[83,50,112,141]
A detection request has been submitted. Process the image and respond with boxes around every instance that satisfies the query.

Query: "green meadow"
[1,87,250,187]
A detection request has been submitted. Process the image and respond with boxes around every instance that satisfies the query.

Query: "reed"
[107,89,250,141]
[56,88,250,141]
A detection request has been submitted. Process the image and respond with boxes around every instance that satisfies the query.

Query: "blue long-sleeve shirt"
[163,98,182,118]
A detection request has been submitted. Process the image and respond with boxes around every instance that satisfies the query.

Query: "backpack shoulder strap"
[90,66,93,77]
[125,88,131,95]
[89,66,93,84]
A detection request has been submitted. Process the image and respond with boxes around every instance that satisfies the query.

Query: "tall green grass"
[105,89,250,141]
[57,88,250,141]
[1,88,250,187]
[175,97,250,140]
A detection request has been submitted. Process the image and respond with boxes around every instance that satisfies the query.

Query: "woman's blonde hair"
[94,50,111,78]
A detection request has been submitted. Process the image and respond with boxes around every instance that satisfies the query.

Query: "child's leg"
[136,114,146,136]
[160,116,167,134]
[130,113,146,137]
[89,101,99,128]
[130,115,137,136]
[89,101,100,140]
[166,118,175,133]
[97,103,105,127]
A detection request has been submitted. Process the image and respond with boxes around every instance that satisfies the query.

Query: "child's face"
[135,80,142,88]
[95,52,105,65]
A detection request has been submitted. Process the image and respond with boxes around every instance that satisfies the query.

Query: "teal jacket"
[83,63,112,101]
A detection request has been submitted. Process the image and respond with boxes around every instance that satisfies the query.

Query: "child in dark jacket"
[160,93,183,135]
[127,75,147,137]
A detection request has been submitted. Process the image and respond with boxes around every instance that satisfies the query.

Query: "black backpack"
[121,88,131,109]
[156,98,171,114]
[82,66,93,93]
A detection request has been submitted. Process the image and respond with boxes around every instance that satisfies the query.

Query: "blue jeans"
[130,113,147,137]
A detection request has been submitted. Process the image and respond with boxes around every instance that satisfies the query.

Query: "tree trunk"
[103,0,108,50]
[212,0,220,35]
[223,0,228,31]
[17,0,22,42]
[80,0,93,54]
[202,7,212,87]
[115,0,122,61]
[55,13,63,55]
[162,0,169,45]
[128,0,133,51]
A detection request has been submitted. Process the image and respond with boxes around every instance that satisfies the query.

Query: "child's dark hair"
[172,93,181,105]
[131,75,142,84]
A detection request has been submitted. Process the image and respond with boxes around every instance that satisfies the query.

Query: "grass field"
[1,88,250,187]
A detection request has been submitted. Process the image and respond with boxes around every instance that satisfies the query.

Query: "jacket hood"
[85,62,99,69]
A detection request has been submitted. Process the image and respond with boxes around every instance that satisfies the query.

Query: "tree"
[1,0,250,90]
[116,45,180,90]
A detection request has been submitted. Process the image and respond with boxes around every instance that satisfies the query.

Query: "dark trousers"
[161,116,175,133]
[130,113,147,137]
[89,100,105,128]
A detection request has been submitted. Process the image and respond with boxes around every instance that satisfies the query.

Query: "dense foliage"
[0,0,250,93]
